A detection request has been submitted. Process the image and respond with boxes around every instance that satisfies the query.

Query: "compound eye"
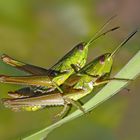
[77,43,85,51]
[99,55,105,64]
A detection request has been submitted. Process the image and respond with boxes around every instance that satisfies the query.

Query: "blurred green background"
[0,0,140,140]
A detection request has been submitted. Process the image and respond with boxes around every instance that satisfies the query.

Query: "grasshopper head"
[98,53,113,75]
[68,42,88,68]
[81,53,113,77]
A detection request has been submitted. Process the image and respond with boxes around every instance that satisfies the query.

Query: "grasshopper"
[0,16,119,93]
[1,29,137,116]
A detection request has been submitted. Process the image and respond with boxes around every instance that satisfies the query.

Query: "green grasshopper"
[0,16,118,93]
[2,29,137,116]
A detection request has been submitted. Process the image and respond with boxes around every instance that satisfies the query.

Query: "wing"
[1,54,49,75]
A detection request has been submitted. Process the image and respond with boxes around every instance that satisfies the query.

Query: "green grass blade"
[23,51,140,140]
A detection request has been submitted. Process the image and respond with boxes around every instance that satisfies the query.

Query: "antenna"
[110,29,138,57]
[86,14,117,47]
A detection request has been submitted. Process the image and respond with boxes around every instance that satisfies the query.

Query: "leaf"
[23,51,140,140]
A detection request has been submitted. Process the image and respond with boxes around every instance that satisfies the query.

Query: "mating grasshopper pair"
[0,16,137,117]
